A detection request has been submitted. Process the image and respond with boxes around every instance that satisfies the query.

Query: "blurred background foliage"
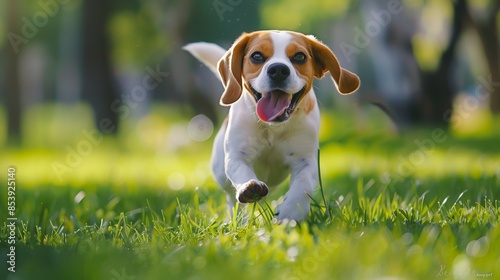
[0,2,499,279]
[0,0,499,161]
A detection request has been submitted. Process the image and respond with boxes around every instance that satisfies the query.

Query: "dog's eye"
[292,52,307,64]
[250,52,265,63]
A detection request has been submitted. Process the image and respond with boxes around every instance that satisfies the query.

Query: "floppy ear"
[217,33,251,106]
[307,36,360,94]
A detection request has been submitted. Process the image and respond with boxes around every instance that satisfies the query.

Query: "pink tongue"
[256,91,291,122]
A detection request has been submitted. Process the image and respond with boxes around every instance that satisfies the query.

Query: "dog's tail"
[183,42,226,78]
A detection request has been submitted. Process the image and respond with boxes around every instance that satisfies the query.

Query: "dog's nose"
[267,63,290,82]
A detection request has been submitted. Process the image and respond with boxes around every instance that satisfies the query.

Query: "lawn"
[0,104,499,280]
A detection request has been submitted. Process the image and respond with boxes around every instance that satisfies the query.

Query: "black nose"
[267,63,290,82]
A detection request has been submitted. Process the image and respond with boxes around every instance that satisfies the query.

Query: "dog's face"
[218,30,360,123]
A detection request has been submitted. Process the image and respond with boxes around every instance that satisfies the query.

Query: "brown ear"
[217,33,251,106]
[308,36,360,95]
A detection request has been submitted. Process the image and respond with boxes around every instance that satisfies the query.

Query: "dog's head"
[218,30,360,122]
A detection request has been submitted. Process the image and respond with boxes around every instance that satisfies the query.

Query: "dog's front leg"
[225,154,269,204]
[275,156,318,222]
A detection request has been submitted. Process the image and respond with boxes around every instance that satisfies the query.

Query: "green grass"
[0,103,499,280]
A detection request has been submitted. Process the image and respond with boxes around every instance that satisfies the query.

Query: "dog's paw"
[236,180,269,203]
[274,197,310,222]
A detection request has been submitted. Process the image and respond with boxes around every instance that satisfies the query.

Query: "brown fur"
[218,30,360,111]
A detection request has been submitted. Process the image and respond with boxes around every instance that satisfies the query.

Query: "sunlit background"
[0,0,498,191]
[0,0,499,179]
[0,1,499,279]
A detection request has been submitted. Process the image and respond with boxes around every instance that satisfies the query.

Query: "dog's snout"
[267,63,290,82]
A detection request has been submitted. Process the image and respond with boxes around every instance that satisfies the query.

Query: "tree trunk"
[418,0,468,126]
[82,0,119,134]
[5,0,22,144]
[464,0,500,113]
[480,2,500,113]
[165,0,219,123]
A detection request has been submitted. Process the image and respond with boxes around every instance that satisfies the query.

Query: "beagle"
[184,30,360,222]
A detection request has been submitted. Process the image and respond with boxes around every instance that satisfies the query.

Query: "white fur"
[185,32,321,222]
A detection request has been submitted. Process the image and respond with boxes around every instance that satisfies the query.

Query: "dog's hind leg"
[210,119,237,216]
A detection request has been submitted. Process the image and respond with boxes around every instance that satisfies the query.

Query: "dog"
[184,30,360,222]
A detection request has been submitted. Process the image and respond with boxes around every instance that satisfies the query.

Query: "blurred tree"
[185,0,261,42]
[260,0,350,33]
[464,0,500,113]
[416,0,469,126]
[358,0,491,127]
[82,0,119,134]
[108,6,168,68]
[148,0,262,122]
[159,0,218,122]
[5,0,22,144]
[414,0,500,124]
[56,4,82,104]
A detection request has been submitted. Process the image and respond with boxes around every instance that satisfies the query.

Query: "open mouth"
[250,86,306,123]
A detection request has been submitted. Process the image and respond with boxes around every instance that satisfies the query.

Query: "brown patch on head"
[284,35,317,109]
[218,33,250,106]
[286,36,315,91]
[218,30,360,113]
[303,33,360,94]
[218,31,275,106]
[286,32,361,95]
[242,32,274,83]
[282,31,360,116]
